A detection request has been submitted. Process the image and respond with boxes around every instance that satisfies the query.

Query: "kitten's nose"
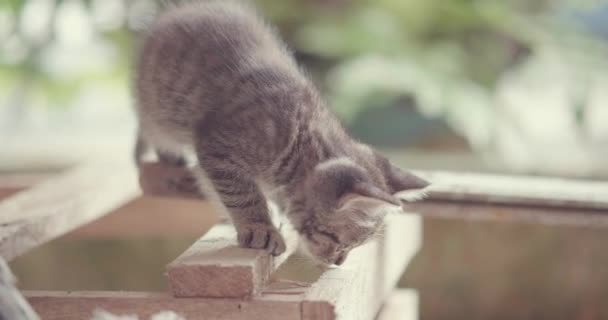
[334,252,347,266]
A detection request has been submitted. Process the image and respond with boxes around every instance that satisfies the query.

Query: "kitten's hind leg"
[196,149,286,256]
[134,134,199,197]
[134,134,153,166]
[157,150,188,167]
[134,129,188,167]
[156,149,199,196]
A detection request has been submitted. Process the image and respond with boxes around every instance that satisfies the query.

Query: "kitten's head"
[299,157,428,266]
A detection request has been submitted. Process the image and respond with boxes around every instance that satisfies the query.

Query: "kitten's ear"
[351,183,401,206]
[309,158,402,212]
[383,161,430,193]
[337,183,402,218]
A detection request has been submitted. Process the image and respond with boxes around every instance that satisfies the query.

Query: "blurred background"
[1,0,608,319]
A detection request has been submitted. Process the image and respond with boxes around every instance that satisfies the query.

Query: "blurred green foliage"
[1,0,607,148]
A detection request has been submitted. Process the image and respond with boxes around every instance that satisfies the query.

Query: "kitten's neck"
[278,120,357,191]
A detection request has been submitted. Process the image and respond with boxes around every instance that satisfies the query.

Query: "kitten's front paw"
[237,224,286,256]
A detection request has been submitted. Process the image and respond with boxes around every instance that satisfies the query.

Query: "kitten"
[133,0,429,266]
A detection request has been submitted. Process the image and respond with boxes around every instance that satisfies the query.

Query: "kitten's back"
[135,1,299,151]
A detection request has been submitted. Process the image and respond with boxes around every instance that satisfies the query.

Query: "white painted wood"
[0,162,141,260]
[414,170,608,210]
[301,213,421,320]
[375,289,418,320]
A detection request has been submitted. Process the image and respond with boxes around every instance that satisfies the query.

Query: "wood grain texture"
[167,219,300,298]
[302,213,421,320]
[24,290,301,320]
[414,170,608,211]
[0,258,40,320]
[375,289,418,320]
[0,163,140,261]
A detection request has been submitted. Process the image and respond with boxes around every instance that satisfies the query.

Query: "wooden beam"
[301,213,420,320]
[166,217,299,298]
[25,214,419,320]
[24,290,301,320]
[0,163,140,261]
[415,170,608,211]
[403,200,608,228]
[375,289,418,320]
[392,171,608,227]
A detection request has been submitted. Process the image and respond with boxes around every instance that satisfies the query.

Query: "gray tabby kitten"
[133,1,429,266]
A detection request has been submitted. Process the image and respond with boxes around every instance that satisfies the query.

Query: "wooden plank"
[392,170,608,227]
[402,200,608,228]
[0,258,40,320]
[166,217,299,298]
[24,290,301,320]
[23,214,420,320]
[375,289,418,320]
[0,162,140,261]
[301,213,421,320]
[415,170,608,211]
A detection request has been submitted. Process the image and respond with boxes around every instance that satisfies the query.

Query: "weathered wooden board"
[301,213,421,320]
[0,163,140,261]
[415,170,608,211]
[166,219,299,298]
[24,290,301,320]
[25,213,420,320]
[375,289,418,320]
[392,170,608,227]
[402,200,608,228]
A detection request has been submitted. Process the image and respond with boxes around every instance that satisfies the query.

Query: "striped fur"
[133,0,429,265]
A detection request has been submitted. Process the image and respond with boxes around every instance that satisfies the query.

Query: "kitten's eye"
[314,228,340,244]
